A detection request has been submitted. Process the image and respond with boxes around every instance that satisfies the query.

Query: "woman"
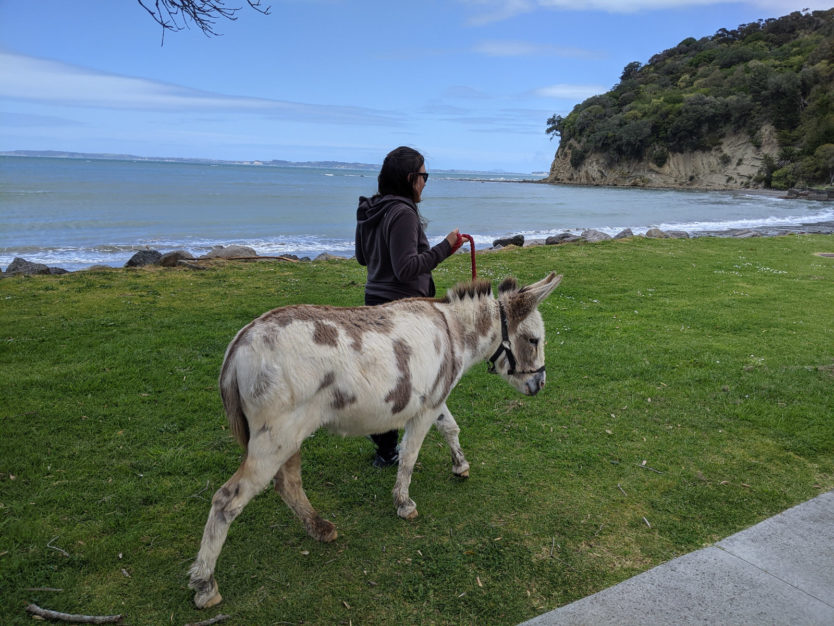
[355,146,462,467]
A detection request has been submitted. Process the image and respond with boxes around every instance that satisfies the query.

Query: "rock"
[613,228,634,239]
[729,229,762,238]
[48,267,70,275]
[545,233,582,245]
[645,228,669,239]
[177,260,207,270]
[788,188,834,200]
[6,257,51,275]
[160,250,195,267]
[492,235,524,248]
[666,230,690,239]
[125,250,162,267]
[313,253,344,262]
[524,239,546,247]
[201,245,257,259]
[581,229,612,243]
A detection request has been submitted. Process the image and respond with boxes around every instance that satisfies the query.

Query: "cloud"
[462,0,536,24]
[533,83,608,99]
[462,0,832,24]
[0,52,401,126]
[472,40,603,59]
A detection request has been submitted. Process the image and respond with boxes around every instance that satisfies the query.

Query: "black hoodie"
[355,194,452,300]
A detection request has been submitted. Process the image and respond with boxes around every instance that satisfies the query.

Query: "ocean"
[2,155,833,272]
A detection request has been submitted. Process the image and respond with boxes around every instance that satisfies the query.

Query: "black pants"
[365,292,398,459]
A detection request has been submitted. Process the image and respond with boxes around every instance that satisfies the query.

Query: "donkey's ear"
[522,272,562,304]
[498,276,519,295]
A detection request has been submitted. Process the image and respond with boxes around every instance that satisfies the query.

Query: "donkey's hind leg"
[434,403,470,478]
[273,451,337,542]
[189,438,290,609]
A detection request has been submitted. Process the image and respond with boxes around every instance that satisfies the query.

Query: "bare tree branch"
[25,603,123,624]
[137,0,270,39]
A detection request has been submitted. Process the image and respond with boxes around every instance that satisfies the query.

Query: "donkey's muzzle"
[524,370,546,396]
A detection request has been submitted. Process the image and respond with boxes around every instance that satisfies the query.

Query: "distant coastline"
[0,149,380,171]
[0,150,530,177]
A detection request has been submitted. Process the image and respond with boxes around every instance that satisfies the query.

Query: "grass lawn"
[1,235,833,624]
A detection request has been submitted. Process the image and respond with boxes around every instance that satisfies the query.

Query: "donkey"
[189,272,562,608]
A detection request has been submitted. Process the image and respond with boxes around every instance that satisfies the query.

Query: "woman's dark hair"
[377,146,424,201]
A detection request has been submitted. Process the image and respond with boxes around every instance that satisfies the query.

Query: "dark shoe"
[373,451,399,468]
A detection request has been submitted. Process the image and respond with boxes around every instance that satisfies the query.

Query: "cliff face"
[546,125,779,190]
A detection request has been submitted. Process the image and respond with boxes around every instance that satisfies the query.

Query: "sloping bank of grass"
[1,235,832,624]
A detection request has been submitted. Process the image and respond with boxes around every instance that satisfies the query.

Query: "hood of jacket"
[356,194,417,228]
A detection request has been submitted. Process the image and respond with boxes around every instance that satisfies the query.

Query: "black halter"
[487,302,546,376]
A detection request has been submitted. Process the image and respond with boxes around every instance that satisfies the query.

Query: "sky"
[0,1,829,173]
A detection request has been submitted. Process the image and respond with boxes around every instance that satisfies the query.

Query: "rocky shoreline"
[3,224,834,277]
[487,220,834,251]
[1,245,343,278]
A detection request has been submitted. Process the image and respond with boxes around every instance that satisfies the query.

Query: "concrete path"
[523,490,834,626]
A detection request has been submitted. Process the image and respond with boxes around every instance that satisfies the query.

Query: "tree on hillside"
[545,114,564,140]
[813,144,834,185]
[138,0,270,37]
[620,61,642,82]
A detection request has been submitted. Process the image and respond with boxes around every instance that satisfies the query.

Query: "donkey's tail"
[219,352,250,450]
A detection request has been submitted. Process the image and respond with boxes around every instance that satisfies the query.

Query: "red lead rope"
[461,233,476,279]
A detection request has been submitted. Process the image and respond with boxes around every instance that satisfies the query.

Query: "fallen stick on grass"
[184,615,231,626]
[46,536,70,557]
[25,603,123,623]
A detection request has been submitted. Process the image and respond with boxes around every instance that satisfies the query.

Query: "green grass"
[2,236,833,624]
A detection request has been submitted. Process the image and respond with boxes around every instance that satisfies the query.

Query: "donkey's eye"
[529,337,540,346]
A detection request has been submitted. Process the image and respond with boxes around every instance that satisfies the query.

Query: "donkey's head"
[490,272,562,396]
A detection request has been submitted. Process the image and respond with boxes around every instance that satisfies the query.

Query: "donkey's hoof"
[192,578,222,609]
[397,501,418,519]
[309,517,338,543]
[194,581,223,609]
[195,590,222,609]
[453,462,470,478]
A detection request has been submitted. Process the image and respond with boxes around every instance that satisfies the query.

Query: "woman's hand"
[446,229,464,253]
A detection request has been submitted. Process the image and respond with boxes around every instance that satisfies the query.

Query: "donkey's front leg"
[434,403,470,478]
[392,412,434,519]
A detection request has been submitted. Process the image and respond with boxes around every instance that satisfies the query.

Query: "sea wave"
[655,207,834,234]
[5,204,834,272]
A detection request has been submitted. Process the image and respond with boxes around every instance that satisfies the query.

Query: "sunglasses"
[414,172,429,182]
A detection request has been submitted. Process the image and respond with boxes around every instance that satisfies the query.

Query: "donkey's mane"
[441,279,494,303]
